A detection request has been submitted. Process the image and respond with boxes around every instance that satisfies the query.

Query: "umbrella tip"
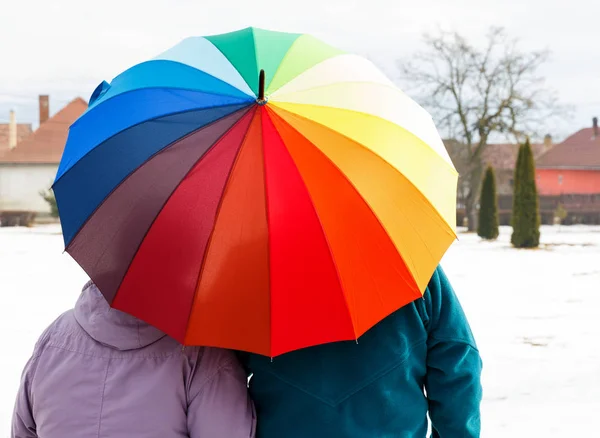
[257,70,268,105]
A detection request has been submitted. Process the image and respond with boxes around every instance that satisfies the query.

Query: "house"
[536,118,600,195]
[0,96,87,225]
[481,139,553,224]
[481,137,553,196]
[535,118,600,224]
[0,111,33,155]
[445,137,553,225]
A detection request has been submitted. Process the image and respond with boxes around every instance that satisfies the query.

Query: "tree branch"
[398,27,565,230]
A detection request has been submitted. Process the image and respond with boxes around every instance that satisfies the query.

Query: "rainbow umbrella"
[54,28,457,357]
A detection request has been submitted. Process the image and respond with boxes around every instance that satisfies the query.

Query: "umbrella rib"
[258,109,274,357]
[266,37,345,96]
[265,107,358,342]
[263,36,300,96]
[56,99,251,187]
[273,80,398,100]
[71,87,253,131]
[63,105,253,253]
[261,34,312,96]
[203,38,257,103]
[145,59,256,99]
[183,108,259,344]
[102,109,256,309]
[268,54,390,97]
[269,100,456,174]
[251,28,260,96]
[260,108,279,356]
[271,81,404,101]
[153,36,257,98]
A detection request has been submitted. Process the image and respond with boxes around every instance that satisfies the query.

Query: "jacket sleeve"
[187,349,256,438]
[424,266,483,438]
[11,355,39,438]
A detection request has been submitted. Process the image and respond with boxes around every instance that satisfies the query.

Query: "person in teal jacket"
[239,266,482,437]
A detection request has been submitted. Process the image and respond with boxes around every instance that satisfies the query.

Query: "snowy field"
[0,224,598,436]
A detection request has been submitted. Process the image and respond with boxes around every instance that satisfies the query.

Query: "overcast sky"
[2,0,599,140]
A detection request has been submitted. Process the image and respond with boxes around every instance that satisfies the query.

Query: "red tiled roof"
[536,127,600,169]
[482,143,550,170]
[0,98,87,164]
[0,124,33,155]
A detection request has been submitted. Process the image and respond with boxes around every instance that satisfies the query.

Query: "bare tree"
[400,27,559,231]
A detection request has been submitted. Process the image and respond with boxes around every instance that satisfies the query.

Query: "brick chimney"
[8,109,17,149]
[543,134,552,148]
[593,117,598,139]
[39,95,49,125]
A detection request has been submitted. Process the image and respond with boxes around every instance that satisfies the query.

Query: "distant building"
[481,137,553,196]
[0,111,33,155]
[445,119,600,226]
[0,96,87,224]
[535,118,600,224]
[445,137,553,225]
[536,118,600,194]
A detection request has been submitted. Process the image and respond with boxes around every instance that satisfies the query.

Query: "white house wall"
[0,164,57,214]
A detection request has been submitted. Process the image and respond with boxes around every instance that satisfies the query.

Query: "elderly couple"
[12,266,481,437]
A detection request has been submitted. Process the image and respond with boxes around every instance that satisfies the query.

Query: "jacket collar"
[74,281,166,351]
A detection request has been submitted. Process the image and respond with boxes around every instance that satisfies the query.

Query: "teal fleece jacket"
[240,266,482,437]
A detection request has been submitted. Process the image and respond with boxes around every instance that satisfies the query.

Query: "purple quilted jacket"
[12,282,256,438]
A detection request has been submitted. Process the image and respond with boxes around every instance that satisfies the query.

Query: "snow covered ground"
[445,226,600,436]
[0,224,598,436]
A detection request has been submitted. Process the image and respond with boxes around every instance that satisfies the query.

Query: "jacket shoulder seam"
[188,356,237,405]
[44,342,179,359]
[429,336,479,352]
[97,359,111,438]
[27,354,43,416]
[28,327,54,413]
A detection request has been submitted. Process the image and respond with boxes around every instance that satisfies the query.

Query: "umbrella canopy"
[54,27,458,357]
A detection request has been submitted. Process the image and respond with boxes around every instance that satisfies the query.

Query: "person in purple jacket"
[11,281,256,438]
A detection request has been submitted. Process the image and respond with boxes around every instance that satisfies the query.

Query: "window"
[509,178,514,187]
